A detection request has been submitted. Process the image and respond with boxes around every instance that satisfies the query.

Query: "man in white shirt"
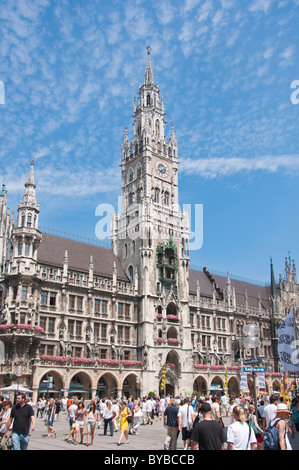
[211,397,221,424]
[220,394,229,417]
[146,397,155,424]
[262,394,279,430]
[67,401,78,428]
[36,399,44,418]
[178,398,195,450]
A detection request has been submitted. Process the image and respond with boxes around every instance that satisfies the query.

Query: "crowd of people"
[0,391,299,450]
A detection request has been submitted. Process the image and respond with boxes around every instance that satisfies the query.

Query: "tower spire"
[17,159,39,229]
[21,158,37,206]
[144,46,154,85]
[270,257,276,298]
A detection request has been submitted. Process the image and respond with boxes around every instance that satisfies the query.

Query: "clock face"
[156,161,168,177]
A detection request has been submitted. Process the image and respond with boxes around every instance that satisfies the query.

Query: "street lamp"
[14,364,23,404]
[243,324,261,416]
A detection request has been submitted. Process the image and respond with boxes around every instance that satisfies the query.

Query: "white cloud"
[180,155,299,178]
[249,0,274,13]
[158,0,176,25]
[280,44,295,59]
[279,44,295,67]
[182,0,201,13]
[3,163,121,198]
[196,0,214,22]
[263,47,275,59]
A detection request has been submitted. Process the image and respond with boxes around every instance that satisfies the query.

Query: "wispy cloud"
[249,0,274,13]
[180,155,299,178]
[2,163,121,198]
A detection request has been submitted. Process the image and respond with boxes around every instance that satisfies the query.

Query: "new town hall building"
[0,51,298,402]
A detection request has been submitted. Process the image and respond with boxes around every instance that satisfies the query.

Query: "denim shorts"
[86,421,95,428]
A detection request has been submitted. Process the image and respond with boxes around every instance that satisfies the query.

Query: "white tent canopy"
[0,384,33,393]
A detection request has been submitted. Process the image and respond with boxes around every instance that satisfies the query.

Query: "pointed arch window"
[154,188,160,204]
[136,188,142,204]
[164,192,169,207]
[155,120,160,137]
[147,94,151,106]
[128,265,134,283]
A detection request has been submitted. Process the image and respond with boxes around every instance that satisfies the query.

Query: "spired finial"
[144,46,154,85]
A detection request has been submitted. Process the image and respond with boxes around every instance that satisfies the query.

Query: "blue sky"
[0,0,299,284]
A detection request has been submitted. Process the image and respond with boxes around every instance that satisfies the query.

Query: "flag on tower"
[224,369,228,389]
[160,365,166,391]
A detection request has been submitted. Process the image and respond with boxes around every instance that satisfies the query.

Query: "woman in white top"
[103,400,115,436]
[0,401,13,450]
[86,402,98,446]
[131,400,143,435]
[227,406,258,450]
[112,400,120,432]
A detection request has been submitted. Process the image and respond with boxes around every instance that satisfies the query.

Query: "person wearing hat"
[271,403,292,450]
[191,402,225,450]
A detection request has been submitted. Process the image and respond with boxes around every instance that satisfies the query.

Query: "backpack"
[263,419,281,450]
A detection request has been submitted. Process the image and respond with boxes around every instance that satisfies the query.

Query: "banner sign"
[240,372,248,390]
[257,373,266,389]
[277,309,299,372]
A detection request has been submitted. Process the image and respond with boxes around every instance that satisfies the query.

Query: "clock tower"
[111,48,192,394]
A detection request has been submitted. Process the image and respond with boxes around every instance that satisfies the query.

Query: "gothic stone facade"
[0,51,298,402]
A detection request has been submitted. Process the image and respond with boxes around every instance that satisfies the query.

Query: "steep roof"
[189,269,221,299]
[212,273,270,310]
[189,268,270,309]
[37,233,271,308]
[37,233,127,280]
